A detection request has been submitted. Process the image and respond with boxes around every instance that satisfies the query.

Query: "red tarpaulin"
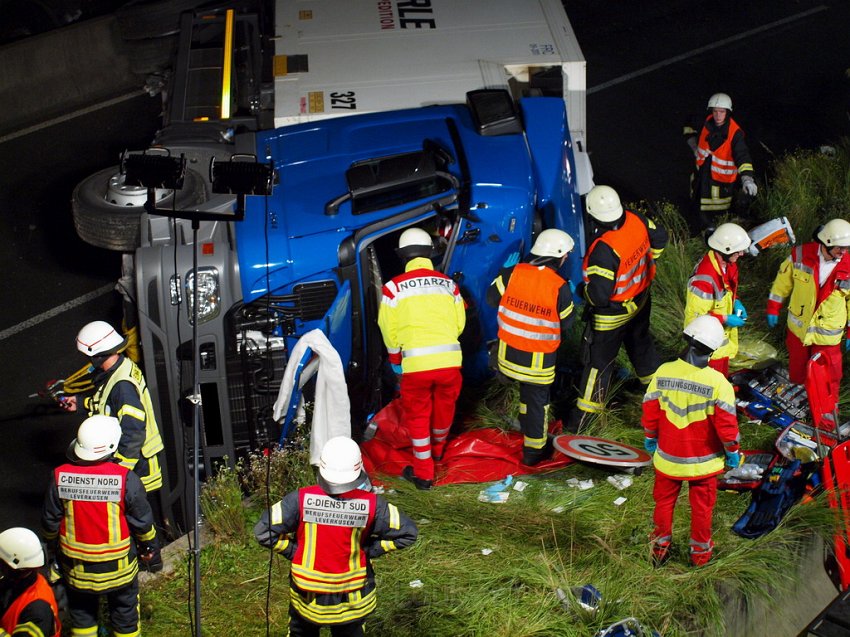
[360,399,573,485]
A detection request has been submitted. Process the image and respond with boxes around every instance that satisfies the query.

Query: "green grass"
[138,143,850,636]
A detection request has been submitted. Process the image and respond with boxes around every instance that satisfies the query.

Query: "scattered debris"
[607,475,633,490]
[567,477,594,490]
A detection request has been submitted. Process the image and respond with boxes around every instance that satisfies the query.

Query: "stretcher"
[808,353,850,591]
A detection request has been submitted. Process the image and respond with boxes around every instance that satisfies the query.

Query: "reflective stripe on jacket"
[642,359,740,480]
[684,251,737,361]
[378,257,465,374]
[583,211,655,304]
[43,461,156,592]
[290,486,377,594]
[497,263,566,354]
[696,116,742,184]
[1,573,61,637]
[53,463,132,562]
[767,243,850,346]
[88,357,164,491]
[254,485,418,625]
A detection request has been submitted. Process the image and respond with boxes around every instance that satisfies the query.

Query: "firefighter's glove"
[845,338,850,352]
[733,299,748,320]
[47,561,62,585]
[725,314,746,328]
[741,175,758,197]
[725,450,742,469]
[643,438,658,454]
[137,543,163,573]
[766,313,779,329]
[391,363,403,376]
[503,251,520,268]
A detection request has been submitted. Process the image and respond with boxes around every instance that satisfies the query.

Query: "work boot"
[565,407,592,434]
[402,466,433,491]
[651,539,671,568]
[689,540,714,567]
[521,441,553,467]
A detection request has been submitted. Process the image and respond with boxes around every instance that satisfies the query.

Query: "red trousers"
[652,472,717,564]
[786,330,843,385]
[400,367,462,481]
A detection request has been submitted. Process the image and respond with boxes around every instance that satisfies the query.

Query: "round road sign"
[552,435,653,468]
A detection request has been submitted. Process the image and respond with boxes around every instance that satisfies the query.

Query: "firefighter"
[684,92,757,231]
[684,222,753,376]
[486,229,576,465]
[61,321,166,532]
[570,185,668,431]
[42,415,159,637]
[643,315,741,567]
[766,218,850,385]
[377,228,466,490]
[254,436,418,637]
[0,527,61,637]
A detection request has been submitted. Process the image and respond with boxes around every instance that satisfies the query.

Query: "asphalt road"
[1,0,849,542]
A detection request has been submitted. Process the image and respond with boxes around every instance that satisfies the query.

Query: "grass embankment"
[140,141,850,636]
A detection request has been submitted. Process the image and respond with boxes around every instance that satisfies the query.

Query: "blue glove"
[733,299,748,320]
[846,338,850,352]
[725,314,746,328]
[391,363,402,375]
[503,251,520,268]
[568,279,576,295]
[644,438,658,454]
[766,313,779,328]
[725,450,741,469]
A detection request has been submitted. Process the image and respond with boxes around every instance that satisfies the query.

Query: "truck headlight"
[185,267,221,325]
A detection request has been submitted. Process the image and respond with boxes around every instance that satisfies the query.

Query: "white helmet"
[707,223,751,254]
[0,527,44,569]
[76,321,124,356]
[817,218,850,248]
[683,315,725,352]
[318,436,367,495]
[398,228,433,251]
[70,415,122,462]
[530,229,574,259]
[707,93,733,111]
[585,185,623,223]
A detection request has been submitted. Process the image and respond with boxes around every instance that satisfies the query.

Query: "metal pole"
[191,219,202,636]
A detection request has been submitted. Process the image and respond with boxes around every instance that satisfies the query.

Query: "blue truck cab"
[71,0,592,527]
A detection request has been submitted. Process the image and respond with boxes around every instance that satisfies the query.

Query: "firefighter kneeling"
[255,437,418,636]
[642,315,741,567]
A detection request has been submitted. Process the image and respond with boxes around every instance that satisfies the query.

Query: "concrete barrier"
[0,16,141,137]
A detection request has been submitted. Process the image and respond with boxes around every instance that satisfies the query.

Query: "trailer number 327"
[330,92,357,110]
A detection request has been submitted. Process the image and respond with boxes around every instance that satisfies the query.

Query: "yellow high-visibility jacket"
[378,257,466,374]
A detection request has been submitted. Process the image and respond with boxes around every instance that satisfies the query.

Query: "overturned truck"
[71,0,593,528]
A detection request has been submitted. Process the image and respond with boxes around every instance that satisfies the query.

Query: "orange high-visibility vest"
[695,116,741,184]
[1,574,61,637]
[497,263,565,354]
[583,211,654,302]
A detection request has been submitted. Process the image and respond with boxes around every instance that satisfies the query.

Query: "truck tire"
[115,0,206,40]
[72,166,207,252]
